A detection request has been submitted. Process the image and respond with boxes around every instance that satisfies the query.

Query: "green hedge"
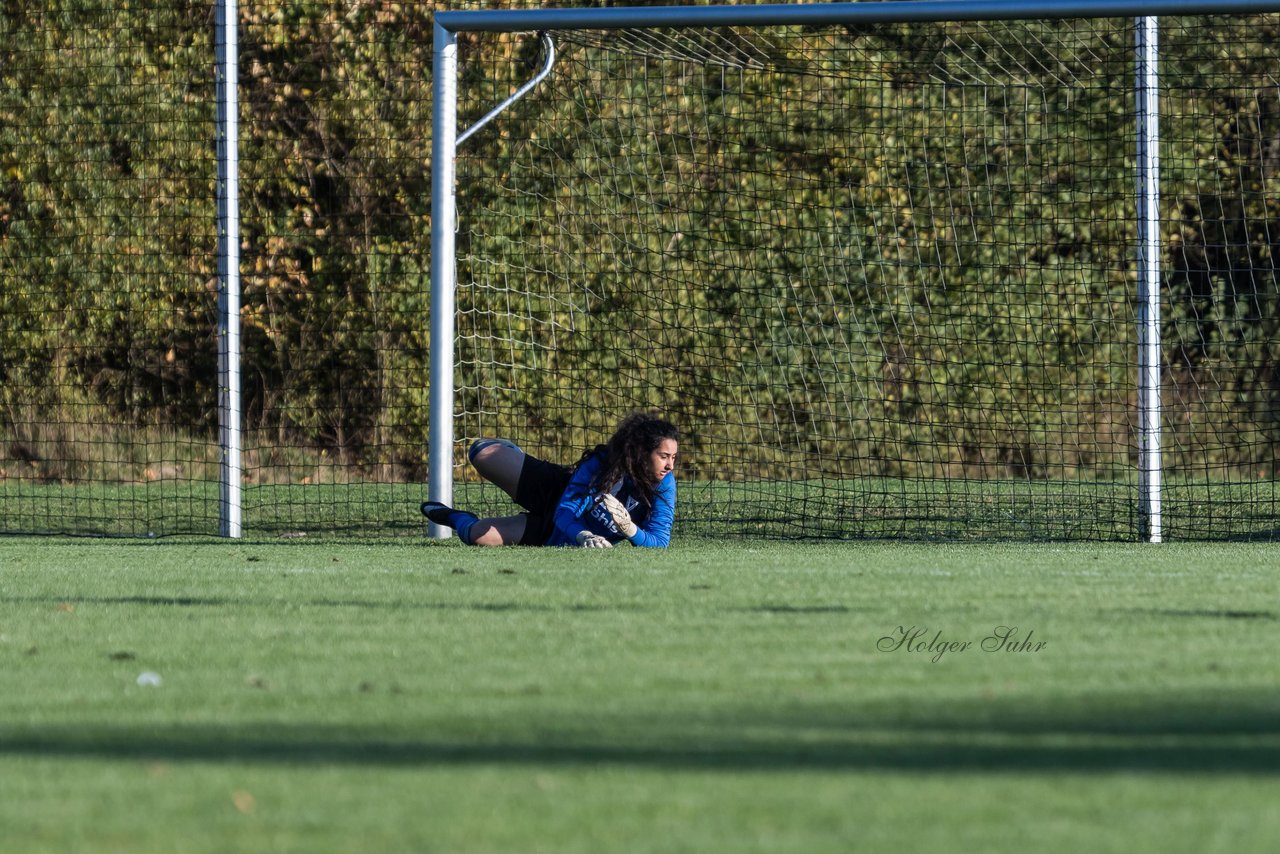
[2,5,1279,484]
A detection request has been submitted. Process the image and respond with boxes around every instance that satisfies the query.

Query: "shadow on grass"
[2,701,1278,774]
[4,595,878,615]
[1114,607,1278,621]
[0,594,647,613]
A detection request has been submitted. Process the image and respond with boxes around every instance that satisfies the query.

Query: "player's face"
[648,439,678,482]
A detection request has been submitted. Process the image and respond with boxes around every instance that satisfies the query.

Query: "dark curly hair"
[580,413,680,508]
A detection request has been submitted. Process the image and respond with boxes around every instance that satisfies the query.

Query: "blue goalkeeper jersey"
[545,450,676,548]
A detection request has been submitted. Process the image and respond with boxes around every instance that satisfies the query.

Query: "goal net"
[444,6,1280,540]
[4,2,1280,540]
[0,1,436,537]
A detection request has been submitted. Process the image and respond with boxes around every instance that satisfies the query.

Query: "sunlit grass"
[2,539,1279,852]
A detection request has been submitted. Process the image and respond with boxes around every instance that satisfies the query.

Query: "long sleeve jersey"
[545,451,675,547]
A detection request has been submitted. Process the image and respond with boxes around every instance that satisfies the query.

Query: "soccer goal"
[431,0,1280,542]
[4,2,1280,541]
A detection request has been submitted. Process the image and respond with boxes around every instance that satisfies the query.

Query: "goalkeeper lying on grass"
[421,413,678,548]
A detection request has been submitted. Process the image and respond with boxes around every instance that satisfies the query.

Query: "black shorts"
[514,453,574,546]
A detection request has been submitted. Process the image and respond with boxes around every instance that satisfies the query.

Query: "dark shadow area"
[0,730,1274,775]
[739,605,858,614]
[3,696,1278,774]
[4,595,876,616]
[0,594,642,614]
[1114,608,1278,621]
[3,595,244,608]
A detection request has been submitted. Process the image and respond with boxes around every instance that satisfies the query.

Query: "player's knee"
[468,437,522,465]
[465,521,505,547]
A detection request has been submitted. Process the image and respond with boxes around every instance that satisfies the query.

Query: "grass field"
[2,537,1279,852]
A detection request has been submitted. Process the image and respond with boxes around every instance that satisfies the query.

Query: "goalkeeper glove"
[600,494,638,539]
[576,530,613,549]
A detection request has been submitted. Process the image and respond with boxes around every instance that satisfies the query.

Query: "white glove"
[601,494,638,538]
[576,530,613,549]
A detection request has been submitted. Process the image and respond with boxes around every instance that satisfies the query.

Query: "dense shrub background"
[2,2,1279,487]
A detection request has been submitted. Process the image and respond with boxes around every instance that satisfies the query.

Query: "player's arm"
[551,455,611,547]
[602,474,675,548]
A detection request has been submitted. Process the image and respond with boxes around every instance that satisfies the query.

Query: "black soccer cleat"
[420,501,456,527]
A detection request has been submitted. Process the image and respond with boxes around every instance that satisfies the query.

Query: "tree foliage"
[2,4,1279,484]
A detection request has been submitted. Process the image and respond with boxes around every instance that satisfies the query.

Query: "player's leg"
[463,514,528,546]
[422,440,568,546]
[420,502,527,546]
[468,438,525,500]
